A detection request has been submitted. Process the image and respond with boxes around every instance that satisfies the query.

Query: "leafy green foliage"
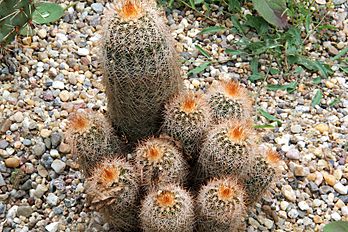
[311,90,322,107]
[251,0,288,28]
[258,108,281,126]
[33,2,65,24]
[323,221,348,232]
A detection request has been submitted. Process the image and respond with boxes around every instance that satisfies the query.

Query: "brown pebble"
[5,157,20,168]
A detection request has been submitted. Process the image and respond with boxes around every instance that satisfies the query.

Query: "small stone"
[51,133,62,148]
[323,172,337,186]
[50,149,60,158]
[59,90,70,102]
[290,125,302,133]
[0,173,6,186]
[280,201,289,211]
[40,129,52,138]
[37,165,48,178]
[263,218,274,229]
[298,201,309,211]
[77,48,89,56]
[315,124,329,133]
[37,29,47,39]
[286,149,300,160]
[281,185,296,202]
[334,182,347,195]
[331,212,341,221]
[313,215,322,224]
[45,222,60,232]
[0,140,9,149]
[58,143,70,154]
[32,142,46,156]
[52,81,65,90]
[76,2,85,12]
[46,193,59,206]
[16,206,33,218]
[91,3,104,13]
[288,209,299,219]
[12,112,24,123]
[33,184,48,198]
[51,159,66,174]
[5,157,20,168]
[342,206,348,216]
[313,199,322,207]
[294,165,309,177]
[315,172,324,186]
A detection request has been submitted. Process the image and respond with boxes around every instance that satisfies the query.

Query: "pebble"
[52,81,65,90]
[331,212,341,221]
[33,184,48,198]
[32,142,46,157]
[45,222,60,232]
[342,206,348,216]
[0,140,9,149]
[0,173,6,186]
[281,185,296,202]
[333,182,347,194]
[294,164,309,177]
[91,3,104,13]
[285,148,300,160]
[77,48,89,56]
[298,201,309,211]
[46,193,59,206]
[40,129,52,138]
[4,157,20,168]
[51,159,66,174]
[16,206,33,218]
[12,112,24,123]
[288,209,299,219]
[290,125,302,133]
[37,29,47,39]
[315,123,329,133]
[280,201,289,211]
[323,172,337,186]
[59,90,70,102]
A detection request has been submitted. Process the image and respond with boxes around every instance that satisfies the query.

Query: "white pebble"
[77,48,89,56]
[333,182,347,195]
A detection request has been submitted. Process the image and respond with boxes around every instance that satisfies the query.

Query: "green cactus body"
[134,137,188,190]
[140,184,194,232]
[85,157,139,231]
[67,111,122,177]
[101,1,182,144]
[0,0,34,48]
[243,149,280,205]
[196,177,247,232]
[197,119,257,182]
[208,80,252,122]
[163,92,212,159]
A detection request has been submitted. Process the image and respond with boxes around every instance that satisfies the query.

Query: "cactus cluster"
[0,0,35,49]
[67,0,283,231]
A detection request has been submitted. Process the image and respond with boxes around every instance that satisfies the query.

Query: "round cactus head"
[135,137,188,189]
[140,184,194,232]
[197,177,247,232]
[208,80,252,122]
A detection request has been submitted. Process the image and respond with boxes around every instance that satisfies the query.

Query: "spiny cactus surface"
[208,80,252,122]
[134,137,188,189]
[85,157,139,231]
[0,0,34,48]
[163,92,211,159]
[101,0,182,144]
[196,177,247,232]
[66,111,121,177]
[140,184,194,232]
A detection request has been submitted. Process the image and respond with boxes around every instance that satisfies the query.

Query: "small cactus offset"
[163,92,212,159]
[243,149,281,205]
[197,119,257,181]
[196,177,247,232]
[85,157,139,231]
[0,0,35,49]
[207,80,252,122]
[134,137,188,189]
[140,184,195,232]
[101,0,183,144]
[66,111,121,177]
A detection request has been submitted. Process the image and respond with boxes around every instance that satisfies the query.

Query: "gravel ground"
[0,0,347,231]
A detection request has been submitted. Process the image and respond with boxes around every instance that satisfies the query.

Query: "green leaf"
[248,58,264,81]
[19,25,35,36]
[189,0,196,9]
[225,49,243,55]
[323,221,348,232]
[266,81,297,93]
[258,108,281,126]
[305,14,311,34]
[187,62,210,75]
[269,68,279,75]
[254,124,275,129]
[228,0,241,12]
[33,3,65,24]
[332,47,348,61]
[312,77,321,84]
[199,26,225,35]
[311,90,322,107]
[231,15,245,35]
[195,45,211,58]
[294,66,304,74]
[340,66,348,74]
[329,97,341,107]
[252,0,288,28]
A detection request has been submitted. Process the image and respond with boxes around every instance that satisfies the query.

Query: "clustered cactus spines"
[140,184,194,232]
[101,0,182,144]
[85,157,139,231]
[163,92,212,158]
[66,111,121,177]
[196,177,247,232]
[0,0,34,49]
[243,149,281,205]
[197,119,257,181]
[207,80,252,122]
[134,137,188,189]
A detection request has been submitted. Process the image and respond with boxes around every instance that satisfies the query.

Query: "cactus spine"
[243,149,281,205]
[163,92,212,159]
[85,157,139,231]
[196,177,247,232]
[101,0,182,144]
[140,184,194,232]
[67,111,121,177]
[0,0,34,49]
[207,80,252,122]
[197,119,257,181]
[134,137,188,189]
